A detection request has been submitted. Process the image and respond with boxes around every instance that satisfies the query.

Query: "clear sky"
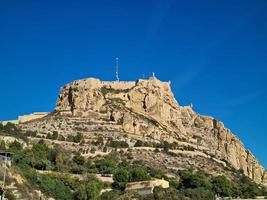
[0,0,266,168]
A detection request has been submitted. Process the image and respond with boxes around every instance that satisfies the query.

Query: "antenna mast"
[115,57,120,82]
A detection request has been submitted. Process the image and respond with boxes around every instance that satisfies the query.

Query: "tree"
[134,140,144,147]
[153,187,187,200]
[74,181,103,200]
[212,176,232,197]
[9,140,23,152]
[0,140,6,151]
[46,133,52,139]
[3,122,18,133]
[93,136,104,146]
[130,166,150,182]
[73,153,85,165]
[95,158,117,174]
[179,171,211,190]
[32,141,50,159]
[31,141,51,170]
[182,188,215,200]
[86,181,103,200]
[148,167,165,179]
[51,131,59,140]
[107,139,129,148]
[113,169,130,190]
[103,146,108,153]
[73,132,83,143]
[100,190,120,200]
[238,176,263,198]
[39,174,72,200]
[74,184,87,200]
[67,133,83,143]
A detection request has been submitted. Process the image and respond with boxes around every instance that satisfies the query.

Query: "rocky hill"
[20,76,267,186]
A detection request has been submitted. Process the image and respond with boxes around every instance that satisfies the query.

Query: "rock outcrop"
[24,76,267,185]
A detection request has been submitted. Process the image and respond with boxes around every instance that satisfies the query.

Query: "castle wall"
[18,112,49,123]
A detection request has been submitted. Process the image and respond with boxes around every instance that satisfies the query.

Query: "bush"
[134,140,144,147]
[101,190,120,200]
[0,140,6,150]
[73,153,85,165]
[0,123,28,142]
[129,166,151,182]
[147,167,166,179]
[93,136,104,146]
[153,141,177,151]
[58,134,65,141]
[25,130,37,137]
[70,165,85,174]
[182,188,215,200]
[15,163,72,200]
[236,176,263,198]
[67,132,83,143]
[47,131,59,140]
[39,174,72,200]
[74,181,103,200]
[9,140,23,152]
[153,187,186,200]
[95,158,117,174]
[212,175,232,197]
[113,169,130,190]
[103,146,108,152]
[179,171,211,190]
[107,139,129,148]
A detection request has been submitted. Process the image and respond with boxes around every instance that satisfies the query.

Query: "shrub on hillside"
[107,139,129,148]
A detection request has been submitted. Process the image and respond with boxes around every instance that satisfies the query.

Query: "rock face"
[27,76,267,185]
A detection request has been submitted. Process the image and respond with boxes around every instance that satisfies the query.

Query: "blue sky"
[0,0,266,168]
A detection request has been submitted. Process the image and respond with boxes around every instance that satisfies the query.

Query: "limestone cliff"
[24,76,267,185]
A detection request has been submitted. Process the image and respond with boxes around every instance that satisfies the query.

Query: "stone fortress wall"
[18,112,49,123]
[1,112,49,125]
[67,76,171,91]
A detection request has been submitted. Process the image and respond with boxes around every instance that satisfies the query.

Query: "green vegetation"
[2,123,266,200]
[73,181,103,200]
[178,170,211,190]
[100,190,120,200]
[66,132,83,143]
[172,170,266,199]
[134,140,151,147]
[0,140,6,150]
[112,165,151,190]
[47,131,59,140]
[133,139,195,152]
[106,139,129,148]
[182,188,215,200]
[231,175,266,198]
[153,187,186,200]
[92,136,104,146]
[0,122,28,141]
[211,175,232,197]
[8,140,104,199]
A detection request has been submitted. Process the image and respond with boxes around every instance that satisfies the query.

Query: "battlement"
[66,76,171,92]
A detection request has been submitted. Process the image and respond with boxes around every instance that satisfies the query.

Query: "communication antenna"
[115,57,120,82]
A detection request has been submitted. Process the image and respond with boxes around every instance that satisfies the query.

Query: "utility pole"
[115,57,120,82]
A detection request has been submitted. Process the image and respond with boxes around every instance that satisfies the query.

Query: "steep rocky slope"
[21,76,267,186]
